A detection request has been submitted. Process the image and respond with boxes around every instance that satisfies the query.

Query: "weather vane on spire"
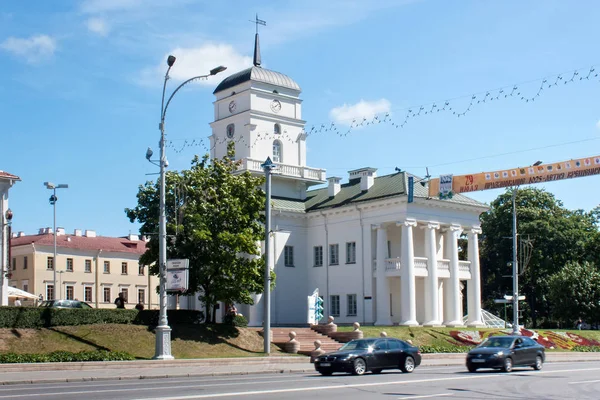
[249,14,266,67]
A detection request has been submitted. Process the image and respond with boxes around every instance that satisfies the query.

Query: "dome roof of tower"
[213,66,301,94]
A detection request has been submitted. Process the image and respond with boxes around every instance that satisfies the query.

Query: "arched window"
[274,123,281,135]
[273,140,282,163]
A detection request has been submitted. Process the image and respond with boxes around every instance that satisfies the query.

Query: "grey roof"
[271,172,487,213]
[213,67,301,94]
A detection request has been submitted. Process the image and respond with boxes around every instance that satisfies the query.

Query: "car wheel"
[400,356,416,373]
[371,368,382,374]
[533,355,543,371]
[319,371,333,376]
[467,365,478,373]
[352,358,367,375]
[502,357,513,373]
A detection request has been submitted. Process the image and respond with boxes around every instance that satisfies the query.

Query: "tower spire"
[250,14,266,67]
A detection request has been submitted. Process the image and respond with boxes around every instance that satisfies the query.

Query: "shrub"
[0,350,135,363]
[572,345,600,352]
[419,344,472,354]
[223,313,248,327]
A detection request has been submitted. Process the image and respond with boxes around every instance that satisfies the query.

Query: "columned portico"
[467,227,484,326]
[399,219,418,326]
[422,221,441,326]
[443,224,464,326]
[374,224,392,326]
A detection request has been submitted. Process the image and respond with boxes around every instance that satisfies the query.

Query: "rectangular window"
[23,256,28,269]
[121,262,128,275]
[138,289,145,305]
[104,261,110,273]
[346,242,356,264]
[284,246,294,267]
[347,294,357,316]
[47,257,54,270]
[103,287,111,303]
[329,244,339,265]
[22,281,29,293]
[138,264,145,276]
[84,286,93,303]
[85,259,92,273]
[12,258,16,270]
[314,246,323,267]
[47,285,55,301]
[121,288,128,303]
[66,258,74,272]
[330,295,340,317]
[66,285,74,300]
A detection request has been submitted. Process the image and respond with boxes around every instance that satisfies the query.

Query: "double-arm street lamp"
[151,55,226,360]
[44,182,68,300]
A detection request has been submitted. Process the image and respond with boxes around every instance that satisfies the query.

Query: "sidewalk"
[1,353,599,385]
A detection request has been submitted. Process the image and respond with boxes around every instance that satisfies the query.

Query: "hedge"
[0,306,205,329]
[0,350,135,363]
[419,344,473,353]
[572,345,600,352]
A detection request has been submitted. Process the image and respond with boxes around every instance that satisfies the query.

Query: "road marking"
[398,394,453,399]
[569,379,600,384]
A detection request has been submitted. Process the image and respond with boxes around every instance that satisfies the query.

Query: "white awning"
[7,287,39,300]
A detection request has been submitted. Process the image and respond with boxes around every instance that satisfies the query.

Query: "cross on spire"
[250,14,266,34]
[249,14,266,67]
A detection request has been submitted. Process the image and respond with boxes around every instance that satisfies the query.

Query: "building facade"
[0,170,20,306]
[196,34,489,327]
[10,229,158,309]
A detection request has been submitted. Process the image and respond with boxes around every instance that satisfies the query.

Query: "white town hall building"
[183,34,488,327]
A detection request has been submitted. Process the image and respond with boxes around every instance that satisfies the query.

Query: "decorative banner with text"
[428,155,600,198]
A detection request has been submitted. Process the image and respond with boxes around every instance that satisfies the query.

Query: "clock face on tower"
[228,100,237,113]
[270,99,282,113]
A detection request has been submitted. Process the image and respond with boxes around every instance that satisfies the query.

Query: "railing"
[437,259,450,272]
[459,260,471,273]
[239,158,326,182]
[385,258,401,271]
[414,257,428,271]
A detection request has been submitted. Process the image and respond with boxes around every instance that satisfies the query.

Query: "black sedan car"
[39,300,93,309]
[466,335,545,373]
[314,337,421,376]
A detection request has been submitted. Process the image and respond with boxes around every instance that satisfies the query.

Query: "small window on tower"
[274,123,281,135]
[273,140,282,163]
[226,123,235,139]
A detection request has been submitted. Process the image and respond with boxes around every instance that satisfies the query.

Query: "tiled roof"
[271,172,487,213]
[0,171,21,181]
[213,66,301,94]
[10,233,147,255]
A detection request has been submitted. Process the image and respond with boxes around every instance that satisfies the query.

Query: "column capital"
[371,224,383,231]
[443,223,463,235]
[469,226,482,235]
[420,221,440,230]
[397,218,417,228]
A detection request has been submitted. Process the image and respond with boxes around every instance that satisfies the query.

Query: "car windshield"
[339,339,376,351]
[477,337,514,348]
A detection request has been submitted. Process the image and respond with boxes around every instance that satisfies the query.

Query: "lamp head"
[146,147,153,160]
[5,209,13,222]
[167,55,176,67]
[394,167,402,172]
[44,182,55,189]
[210,65,227,75]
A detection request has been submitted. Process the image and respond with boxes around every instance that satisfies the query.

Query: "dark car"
[314,337,421,376]
[39,300,93,309]
[466,335,545,373]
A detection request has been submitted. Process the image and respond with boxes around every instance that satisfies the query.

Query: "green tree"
[480,187,597,327]
[547,261,600,327]
[125,143,268,323]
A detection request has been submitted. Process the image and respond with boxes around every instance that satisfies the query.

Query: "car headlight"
[337,355,352,361]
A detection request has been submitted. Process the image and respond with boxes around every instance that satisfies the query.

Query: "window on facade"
[12,258,16,270]
[272,140,282,163]
[330,295,340,317]
[121,288,128,303]
[85,259,92,273]
[138,289,145,305]
[104,261,110,273]
[23,256,28,269]
[314,246,323,267]
[274,123,281,134]
[387,240,391,258]
[66,258,74,272]
[47,257,54,270]
[284,246,294,267]
[138,264,145,275]
[84,286,92,303]
[66,285,74,300]
[23,281,29,293]
[347,294,357,316]
[122,262,128,275]
[329,244,339,265]
[103,287,111,303]
[226,123,235,139]
[346,242,357,264]
[47,285,55,301]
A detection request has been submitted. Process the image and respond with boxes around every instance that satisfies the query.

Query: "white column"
[399,219,418,326]
[0,189,8,306]
[374,224,391,326]
[422,222,441,326]
[467,226,484,326]
[444,224,464,326]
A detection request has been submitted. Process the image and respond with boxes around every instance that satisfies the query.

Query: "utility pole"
[511,188,520,335]
[261,157,275,354]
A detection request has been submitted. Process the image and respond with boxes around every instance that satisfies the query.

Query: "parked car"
[466,335,545,373]
[314,337,421,376]
[39,300,92,309]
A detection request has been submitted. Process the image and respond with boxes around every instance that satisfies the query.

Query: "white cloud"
[87,17,109,36]
[0,35,56,64]
[329,99,392,126]
[138,43,252,87]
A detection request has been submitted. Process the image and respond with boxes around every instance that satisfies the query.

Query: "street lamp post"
[151,55,226,360]
[511,187,519,335]
[44,182,68,300]
[57,270,65,299]
[261,157,276,354]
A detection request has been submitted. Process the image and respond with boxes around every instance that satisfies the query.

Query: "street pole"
[261,157,275,354]
[512,188,520,335]
[53,188,57,299]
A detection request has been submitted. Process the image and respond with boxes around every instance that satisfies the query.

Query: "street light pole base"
[153,325,174,360]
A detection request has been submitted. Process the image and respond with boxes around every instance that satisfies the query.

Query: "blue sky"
[2,0,599,237]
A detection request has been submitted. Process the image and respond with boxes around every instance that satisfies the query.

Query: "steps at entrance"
[267,328,343,356]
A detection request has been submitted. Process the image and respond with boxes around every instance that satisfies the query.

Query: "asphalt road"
[2,362,600,400]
